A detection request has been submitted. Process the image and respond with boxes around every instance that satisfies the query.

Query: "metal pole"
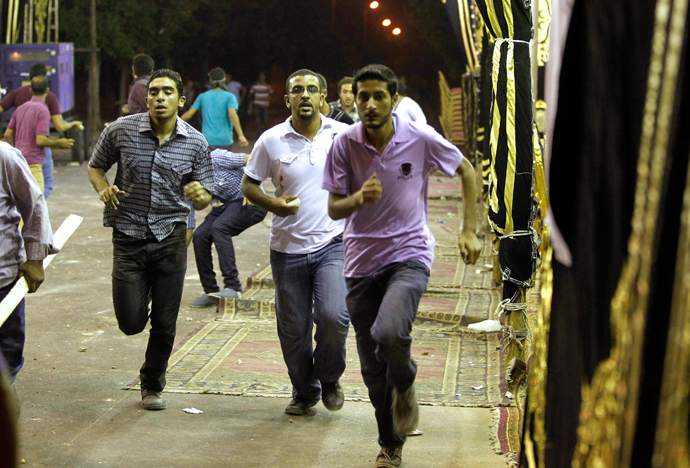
[88,0,101,146]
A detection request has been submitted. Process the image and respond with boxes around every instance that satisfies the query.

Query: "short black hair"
[30,76,49,95]
[396,78,408,96]
[208,67,226,89]
[315,73,328,91]
[285,69,321,95]
[352,64,398,98]
[132,54,154,77]
[337,76,354,95]
[29,63,47,79]
[147,69,185,97]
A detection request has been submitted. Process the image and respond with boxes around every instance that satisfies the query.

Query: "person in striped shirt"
[249,72,273,134]
[88,69,214,411]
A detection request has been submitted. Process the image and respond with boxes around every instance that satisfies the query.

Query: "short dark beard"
[295,107,317,122]
[363,110,392,130]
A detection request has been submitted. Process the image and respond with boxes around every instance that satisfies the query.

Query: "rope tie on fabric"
[498,229,534,240]
[495,298,529,317]
[494,38,531,46]
[500,325,529,355]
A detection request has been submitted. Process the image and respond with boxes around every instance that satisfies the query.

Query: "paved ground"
[9,150,509,468]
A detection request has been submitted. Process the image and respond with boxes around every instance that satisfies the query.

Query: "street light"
[382,19,391,26]
[370,1,379,9]
[392,27,401,35]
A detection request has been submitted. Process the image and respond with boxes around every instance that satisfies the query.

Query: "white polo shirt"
[245,116,348,254]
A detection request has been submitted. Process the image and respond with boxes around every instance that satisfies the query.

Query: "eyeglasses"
[289,85,320,95]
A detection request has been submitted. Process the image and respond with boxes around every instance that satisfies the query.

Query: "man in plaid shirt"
[88,69,214,411]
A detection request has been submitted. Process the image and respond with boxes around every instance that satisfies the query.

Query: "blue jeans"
[346,260,430,447]
[42,148,53,199]
[112,223,187,392]
[0,281,26,382]
[270,237,349,402]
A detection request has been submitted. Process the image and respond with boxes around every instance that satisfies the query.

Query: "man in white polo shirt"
[241,69,350,417]
[323,64,482,468]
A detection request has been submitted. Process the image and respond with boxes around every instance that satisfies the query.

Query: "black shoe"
[321,380,344,411]
[392,384,419,436]
[141,388,167,411]
[284,398,318,416]
[375,446,403,468]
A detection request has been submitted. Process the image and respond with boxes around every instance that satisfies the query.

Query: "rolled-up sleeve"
[6,148,58,261]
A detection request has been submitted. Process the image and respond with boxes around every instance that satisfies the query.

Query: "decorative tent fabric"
[474,0,534,237]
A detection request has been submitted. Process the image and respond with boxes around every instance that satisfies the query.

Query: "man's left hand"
[18,260,45,293]
[458,231,482,265]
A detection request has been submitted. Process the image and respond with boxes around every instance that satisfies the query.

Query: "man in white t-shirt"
[393,78,426,124]
[241,69,350,417]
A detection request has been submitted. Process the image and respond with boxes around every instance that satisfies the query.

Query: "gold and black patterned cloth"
[474,0,534,236]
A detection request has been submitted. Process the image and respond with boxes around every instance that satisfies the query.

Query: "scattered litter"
[183,408,203,414]
[237,359,243,364]
[289,419,294,423]
[435,219,446,223]
[482,264,493,270]
[471,385,484,390]
[78,347,87,352]
[407,429,423,436]
[111,366,116,369]
[468,320,502,332]
[455,393,462,397]
[505,391,515,400]
[421,352,429,356]
[185,317,193,321]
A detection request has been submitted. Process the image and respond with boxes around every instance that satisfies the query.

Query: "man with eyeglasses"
[241,69,350,417]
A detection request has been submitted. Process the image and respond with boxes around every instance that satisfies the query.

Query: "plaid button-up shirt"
[89,113,214,241]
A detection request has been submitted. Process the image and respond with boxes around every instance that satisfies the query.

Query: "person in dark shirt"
[88,69,214,412]
[122,54,154,115]
[315,73,354,125]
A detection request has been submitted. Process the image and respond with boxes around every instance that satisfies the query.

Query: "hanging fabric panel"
[474,0,534,236]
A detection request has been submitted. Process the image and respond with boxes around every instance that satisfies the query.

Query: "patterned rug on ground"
[127,314,511,408]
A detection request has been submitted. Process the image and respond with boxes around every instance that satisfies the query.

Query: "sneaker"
[190,294,218,308]
[392,385,419,436]
[141,389,167,410]
[207,288,242,300]
[321,380,344,411]
[284,398,318,416]
[375,446,403,468]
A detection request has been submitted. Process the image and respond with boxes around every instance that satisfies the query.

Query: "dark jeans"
[270,237,349,402]
[112,223,187,392]
[0,281,25,382]
[346,260,430,448]
[255,105,269,134]
[193,199,266,293]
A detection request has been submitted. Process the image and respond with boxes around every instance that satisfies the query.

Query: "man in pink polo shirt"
[323,64,482,468]
[3,76,74,192]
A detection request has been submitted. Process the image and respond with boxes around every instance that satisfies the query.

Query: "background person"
[0,62,84,199]
[190,149,267,307]
[3,76,74,193]
[181,67,248,148]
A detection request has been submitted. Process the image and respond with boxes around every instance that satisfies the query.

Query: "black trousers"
[193,199,266,293]
[111,223,187,392]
